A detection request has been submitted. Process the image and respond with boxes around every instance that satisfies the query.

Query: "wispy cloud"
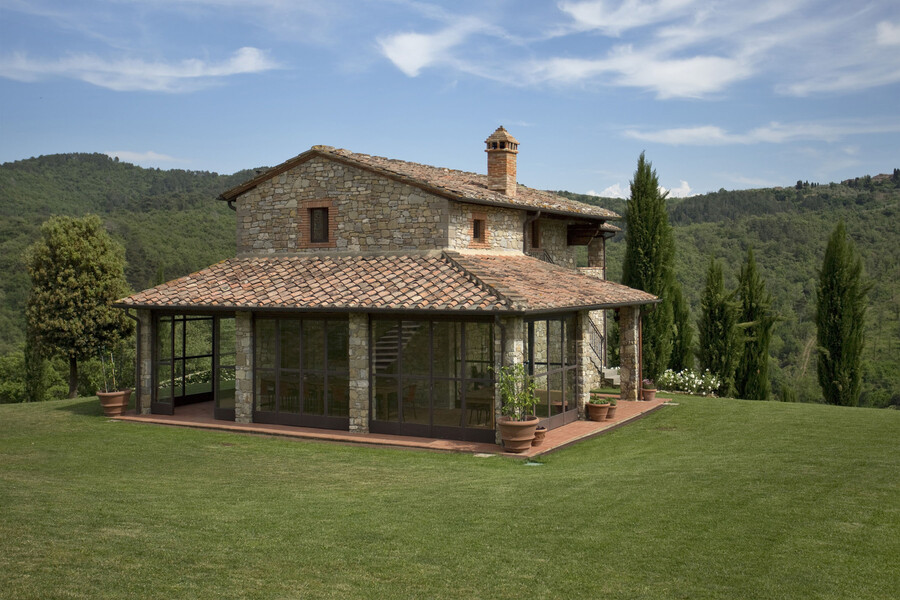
[624,120,900,145]
[378,18,488,77]
[559,0,696,36]
[0,47,279,92]
[876,20,900,45]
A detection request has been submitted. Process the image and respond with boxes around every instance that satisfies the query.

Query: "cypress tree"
[816,221,869,406]
[26,215,133,398]
[669,282,695,372]
[697,258,739,397]
[621,152,675,382]
[734,248,776,400]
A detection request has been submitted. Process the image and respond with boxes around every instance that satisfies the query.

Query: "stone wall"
[576,310,592,417]
[236,156,449,255]
[537,219,578,268]
[447,202,524,251]
[234,311,253,422]
[619,306,641,401]
[347,313,369,433]
[495,316,524,444]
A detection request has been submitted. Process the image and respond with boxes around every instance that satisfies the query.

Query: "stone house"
[116,127,657,444]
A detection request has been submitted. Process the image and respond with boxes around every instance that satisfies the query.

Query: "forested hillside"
[0,153,255,353]
[562,174,900,406]
[1,154,896,406]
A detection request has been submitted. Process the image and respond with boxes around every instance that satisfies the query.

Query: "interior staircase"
[373,322,424,373]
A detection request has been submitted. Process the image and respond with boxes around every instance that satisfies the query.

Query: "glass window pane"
[402,380,430,425]
[216,367,235,410]
[432,321,460,379]
[328,376,349,417]
[280,320,301,370]
[327,320,349,374]
[303,371,325,415]
[255,319,276,369]
[548,371,564,415]
[174,318,184,358]
[532,320,549,375]
[218,317,236,361]
[184,356,212,395]
[303,320,325,372]
[185,317,212,357]
[549,319,563,369]
[465,322,492,380]
[533,374,549,418]
[174,359,185,397]
[372,320,400,376]
[279,374,300,414]
[465,381,493,429]
[403,321,431,376]
[432,379,461,428]
[566,315,578,366]
[156,362,173,402]
[373,375,399,421]
[256,371,276,412]
[157,317,172,359]
[565,368,577,413]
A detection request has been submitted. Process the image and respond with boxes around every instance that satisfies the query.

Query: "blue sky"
[1,0,899,198]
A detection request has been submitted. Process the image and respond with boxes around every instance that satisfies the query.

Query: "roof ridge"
[441,251,515,310]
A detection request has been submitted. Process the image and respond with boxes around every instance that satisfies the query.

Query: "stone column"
[348,313,370,433]
[234,311,253,423]
[619,306,641,401]
[576,310,593,418]
[495,316,525,444]
[136,309,153,415]
[587,236,605,278]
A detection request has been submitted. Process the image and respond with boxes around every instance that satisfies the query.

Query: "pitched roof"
[116,253,657,313]
[219,146,619,221]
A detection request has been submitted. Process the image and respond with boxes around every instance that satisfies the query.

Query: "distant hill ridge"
[1,154,897,405]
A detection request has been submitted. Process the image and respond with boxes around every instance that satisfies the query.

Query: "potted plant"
[642,378,657,402]
[495,364,539,453]
[96,347,132,417]
[605,397,618,420]
[586,396,611,421]
[532,426,548,447]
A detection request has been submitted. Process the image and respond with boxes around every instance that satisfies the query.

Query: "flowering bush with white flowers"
[657,369,721,396]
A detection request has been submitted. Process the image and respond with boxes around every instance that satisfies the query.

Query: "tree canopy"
[26,215,133,397]
[734,248,777,400]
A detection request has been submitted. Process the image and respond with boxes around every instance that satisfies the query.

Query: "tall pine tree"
[621,152,675,382]
[697,258,739,397]
[669,282,695,372]
[734,248,776,400]
[816,221,869,406]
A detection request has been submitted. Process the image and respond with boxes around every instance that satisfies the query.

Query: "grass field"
[1,396,898,599]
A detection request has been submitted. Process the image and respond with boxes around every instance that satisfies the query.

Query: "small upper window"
[472,218,486,244]
[310,208,329,243]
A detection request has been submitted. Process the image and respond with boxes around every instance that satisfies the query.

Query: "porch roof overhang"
[114,252,658,315]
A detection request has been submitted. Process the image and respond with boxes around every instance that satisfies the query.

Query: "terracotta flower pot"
[498,416,539,453]
[641,388,657,402]
[532,426,547,447]
[98,389,132,417]
[586,402,610,421]
[605,405,618,420]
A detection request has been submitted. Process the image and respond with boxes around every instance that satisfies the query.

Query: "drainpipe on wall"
[124,309,141,414]
[227,200,236,211]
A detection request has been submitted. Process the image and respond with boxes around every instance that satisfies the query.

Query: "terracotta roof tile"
[117,253,657,313]
[221,147,619,221]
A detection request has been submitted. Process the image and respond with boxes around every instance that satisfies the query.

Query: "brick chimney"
[485,126,519,197]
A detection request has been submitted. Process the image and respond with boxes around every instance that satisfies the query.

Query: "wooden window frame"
[299,199,337,249]
[469,212,489,248]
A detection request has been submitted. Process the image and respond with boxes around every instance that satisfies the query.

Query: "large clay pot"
[98,389,132,417]
[642,388,657,402]
[586,402,610,421]
[498,416,539,453]
[605,405,618,420]
[532,426,547,447]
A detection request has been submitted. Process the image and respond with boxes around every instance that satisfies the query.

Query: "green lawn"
[1,396,898,599]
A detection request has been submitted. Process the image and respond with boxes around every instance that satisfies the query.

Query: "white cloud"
[559,0,696,36]
[378,19,486,77]
[0,47,279,92]
[595,183,628,198]
[661,180,693,197]
[876,21,900,46]
[105,151,183,165]
[624,120,900,145]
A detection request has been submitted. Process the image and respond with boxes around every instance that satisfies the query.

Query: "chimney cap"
[485,126,519,145]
